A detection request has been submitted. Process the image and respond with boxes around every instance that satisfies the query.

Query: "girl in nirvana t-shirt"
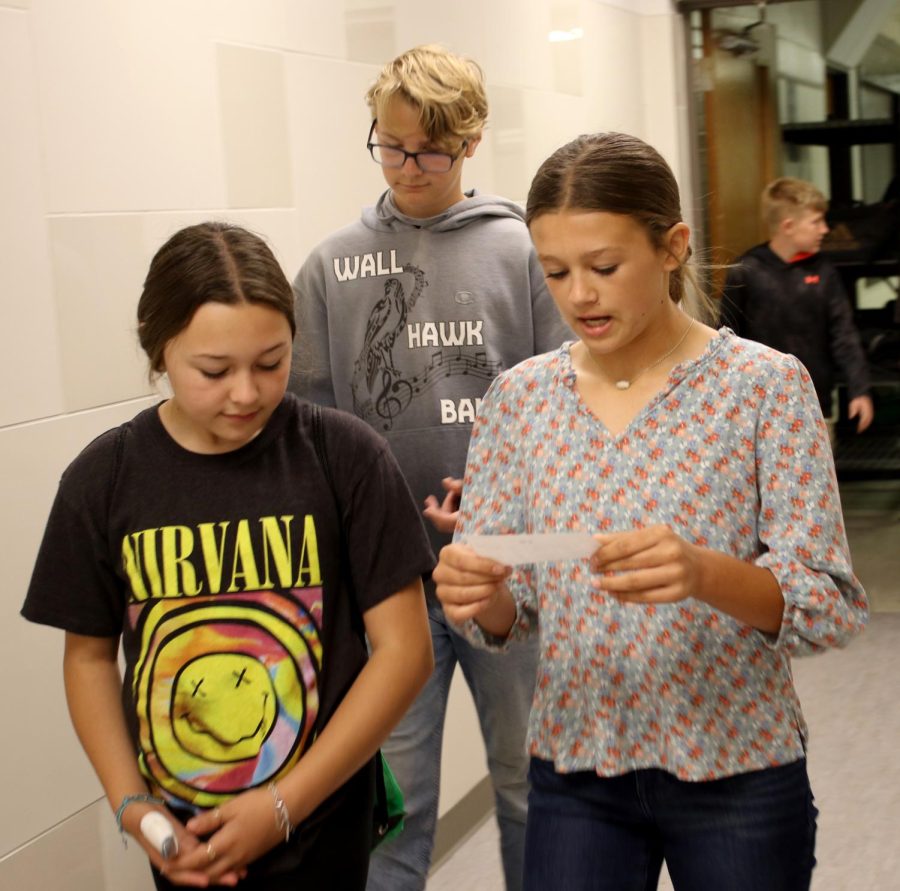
[22,222,434,890]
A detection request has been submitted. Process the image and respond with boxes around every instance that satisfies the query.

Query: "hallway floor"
[427,479,900,891]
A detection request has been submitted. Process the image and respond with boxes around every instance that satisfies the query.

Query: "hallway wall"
[0,1,689,887]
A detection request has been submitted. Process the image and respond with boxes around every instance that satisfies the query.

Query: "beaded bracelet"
[114,793,165,847]
[268,782,294,843]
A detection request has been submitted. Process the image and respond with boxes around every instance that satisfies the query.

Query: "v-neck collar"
[559,328,730,439]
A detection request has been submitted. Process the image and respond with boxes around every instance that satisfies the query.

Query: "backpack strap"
[311,403,335,495]
[107,425,126,517]
[309,404,391,834]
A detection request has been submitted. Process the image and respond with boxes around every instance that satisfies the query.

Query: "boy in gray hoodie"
[291,45,570,891]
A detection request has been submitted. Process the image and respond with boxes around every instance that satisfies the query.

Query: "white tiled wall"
[0,1,687,886]
[1,398,158,867]
[217,43,295,208]
[0,9,65,426]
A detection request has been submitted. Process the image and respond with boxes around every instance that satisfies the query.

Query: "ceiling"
[861,3,900,92]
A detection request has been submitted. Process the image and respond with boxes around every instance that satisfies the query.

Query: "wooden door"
[700,11,781,293]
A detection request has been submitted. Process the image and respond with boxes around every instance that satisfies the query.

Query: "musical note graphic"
[407,351,502,398]
[350,264,503,430]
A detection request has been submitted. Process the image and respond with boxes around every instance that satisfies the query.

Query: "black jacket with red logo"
[720,243,871,415]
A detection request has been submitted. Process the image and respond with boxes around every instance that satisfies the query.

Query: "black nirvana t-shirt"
[22,394,434,871]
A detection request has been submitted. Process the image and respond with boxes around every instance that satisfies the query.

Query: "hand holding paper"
[464,532,599,566]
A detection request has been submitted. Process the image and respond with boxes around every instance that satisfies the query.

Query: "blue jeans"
[524,757,817,891]
[366,595,535,891]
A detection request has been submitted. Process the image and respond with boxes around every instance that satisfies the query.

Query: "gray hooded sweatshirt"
[291,188,571,557]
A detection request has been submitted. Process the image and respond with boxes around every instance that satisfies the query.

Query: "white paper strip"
[464,532,599,566]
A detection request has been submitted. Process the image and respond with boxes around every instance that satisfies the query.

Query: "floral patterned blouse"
[455,329,868,781]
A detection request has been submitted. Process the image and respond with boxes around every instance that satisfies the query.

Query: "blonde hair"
[365,44,488,145]
[762,177,827,233]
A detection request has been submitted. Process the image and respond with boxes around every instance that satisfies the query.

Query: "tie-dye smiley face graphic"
[131,589,322,808]
[173,653,278,761]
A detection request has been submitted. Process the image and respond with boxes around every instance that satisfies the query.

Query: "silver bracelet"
[268,782,293,842]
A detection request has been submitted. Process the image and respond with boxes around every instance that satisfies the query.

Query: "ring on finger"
[206,842,217,862]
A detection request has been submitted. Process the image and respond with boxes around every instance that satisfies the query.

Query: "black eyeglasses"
[366,120,467,174]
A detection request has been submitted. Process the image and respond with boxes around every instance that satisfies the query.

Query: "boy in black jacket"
[721,177,874,435]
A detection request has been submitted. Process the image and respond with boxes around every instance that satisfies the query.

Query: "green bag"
[372,750,405,848]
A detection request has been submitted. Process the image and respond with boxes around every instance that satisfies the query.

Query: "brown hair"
[137,222,295,374]
[761,177,827,233]
[526,132,699,307]
[365,44,488,147]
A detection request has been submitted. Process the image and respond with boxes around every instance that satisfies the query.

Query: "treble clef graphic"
[352,262,427,428]
[374,369,414,430]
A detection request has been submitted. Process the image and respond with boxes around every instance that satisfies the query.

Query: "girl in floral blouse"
[433,132,867,891]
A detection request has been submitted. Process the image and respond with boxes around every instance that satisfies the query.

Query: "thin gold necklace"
[598,316,695,390]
